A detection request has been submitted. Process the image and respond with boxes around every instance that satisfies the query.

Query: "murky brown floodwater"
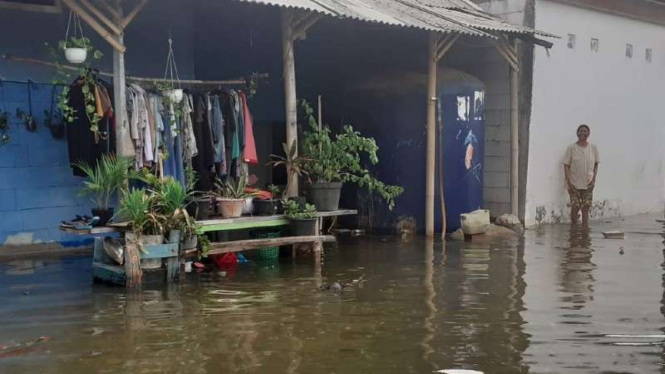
[2,215,665,374]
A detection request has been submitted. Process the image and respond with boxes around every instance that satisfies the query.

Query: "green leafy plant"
[299,100,404,210]
[154,81,183,129]
[282,200,317,220]
[47,39,104,132]
[267,141,312,198]
[74,154,134,210]
[116,188,164,236]
[267,184,281,199]
[215,176,252,200]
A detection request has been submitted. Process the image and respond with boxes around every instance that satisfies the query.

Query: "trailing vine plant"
[47,37,104,133]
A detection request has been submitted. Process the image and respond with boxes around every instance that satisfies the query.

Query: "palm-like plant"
[215,175,252,200]
[267,141,312,198]
[116,188,164,236]
[74,154,134,209]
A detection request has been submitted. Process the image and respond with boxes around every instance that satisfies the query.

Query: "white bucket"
[460,209,490,235]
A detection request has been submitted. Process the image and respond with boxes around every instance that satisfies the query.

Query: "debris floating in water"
[602,230,624,239]
[434,370,483,374]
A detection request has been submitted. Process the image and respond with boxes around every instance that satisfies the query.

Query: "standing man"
[563,124,600,225]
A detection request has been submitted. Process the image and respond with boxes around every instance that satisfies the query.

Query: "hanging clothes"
[191,94,215,191]
[239,91,258,165]
[66,77,115,176]
[160,96,185,187]
[182,93,198,163]
[211,95,227,177]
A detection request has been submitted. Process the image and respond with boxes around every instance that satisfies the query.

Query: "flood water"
[1,216,665,374]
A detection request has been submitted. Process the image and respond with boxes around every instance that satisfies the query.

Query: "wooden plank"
[207,235,336,255]
[59,225,126,235]
[92,262,125,285]
[120,0,149,29]
[61,0,126,52]
[140,243,178,259]
[78,0,122,35]
[198,210,357,233]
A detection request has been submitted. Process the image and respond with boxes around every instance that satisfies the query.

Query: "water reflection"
[559,225,595,310]
[5,219,665,373]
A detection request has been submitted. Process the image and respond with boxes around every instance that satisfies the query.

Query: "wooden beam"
[509,38,519,216]
[61,0,126,52]
[79,0,122,35]
[494,42,519,72]
[2,54,260,85]
[282,8,299,198]
[292,13,322,40]
[120,0,148,29]
[425,32,438,237]
[436,33,460,61]
[207,235,336,255]
[97,0,122,21]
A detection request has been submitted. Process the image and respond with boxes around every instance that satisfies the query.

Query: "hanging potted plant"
[299,100,404,211]
[214,176,253,218]
[283,200,318,236]
[74,154,135,226]
[160,38,183,103]
[61,12,90,64]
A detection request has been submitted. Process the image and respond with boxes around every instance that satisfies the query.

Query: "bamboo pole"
[112,2,130,158]
[78,0,122,35]
[282,9,299,198]
[120,0,149,29]
[510,39,519,216]
[426,32,437,237]
[1,55,258,85]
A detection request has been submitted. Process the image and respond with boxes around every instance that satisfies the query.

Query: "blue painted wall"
[0,0,195,246]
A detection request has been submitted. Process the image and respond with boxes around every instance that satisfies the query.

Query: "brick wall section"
[0,82,93,245]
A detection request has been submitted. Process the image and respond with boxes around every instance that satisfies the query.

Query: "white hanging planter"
[64,47,87,64]
[163,88,183,103]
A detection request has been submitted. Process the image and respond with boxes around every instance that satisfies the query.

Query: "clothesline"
[1,55,268,86]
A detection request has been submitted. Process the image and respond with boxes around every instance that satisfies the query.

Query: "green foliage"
[47,38,104,132]
[267,184,281,199]
[215,176,252,199]
[282,200,317,220]
[267,140,312,198]
[73,154,134,209]
[116,188,164,236]
[299,100,404,210]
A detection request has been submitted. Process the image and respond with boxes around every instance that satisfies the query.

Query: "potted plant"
[214,176,252,218]
[268,140,312,207]
[252,184,282,216]
[299,100,404,211]
[116,188,166,269]
[283,200,318,236]
[61,37,90,64]
[44,109,65,139]
[74,154,134,226]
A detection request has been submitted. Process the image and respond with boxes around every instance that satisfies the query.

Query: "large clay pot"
[306,182,343,211]
[218,198,244,218]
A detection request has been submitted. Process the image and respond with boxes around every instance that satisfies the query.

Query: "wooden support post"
[112,3,131,158]
[426,32,438,237]
[509,39,519,216]
[281,10,302,198]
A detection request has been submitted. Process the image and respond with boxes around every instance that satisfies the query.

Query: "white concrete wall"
[526,0,665,225]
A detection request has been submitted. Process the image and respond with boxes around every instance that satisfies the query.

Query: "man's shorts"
[569,187,593,209]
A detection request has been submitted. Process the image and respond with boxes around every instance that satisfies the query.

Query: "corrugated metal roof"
[234,0,553,38]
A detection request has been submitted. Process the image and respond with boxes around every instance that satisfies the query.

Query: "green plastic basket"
[250,230,281,260]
